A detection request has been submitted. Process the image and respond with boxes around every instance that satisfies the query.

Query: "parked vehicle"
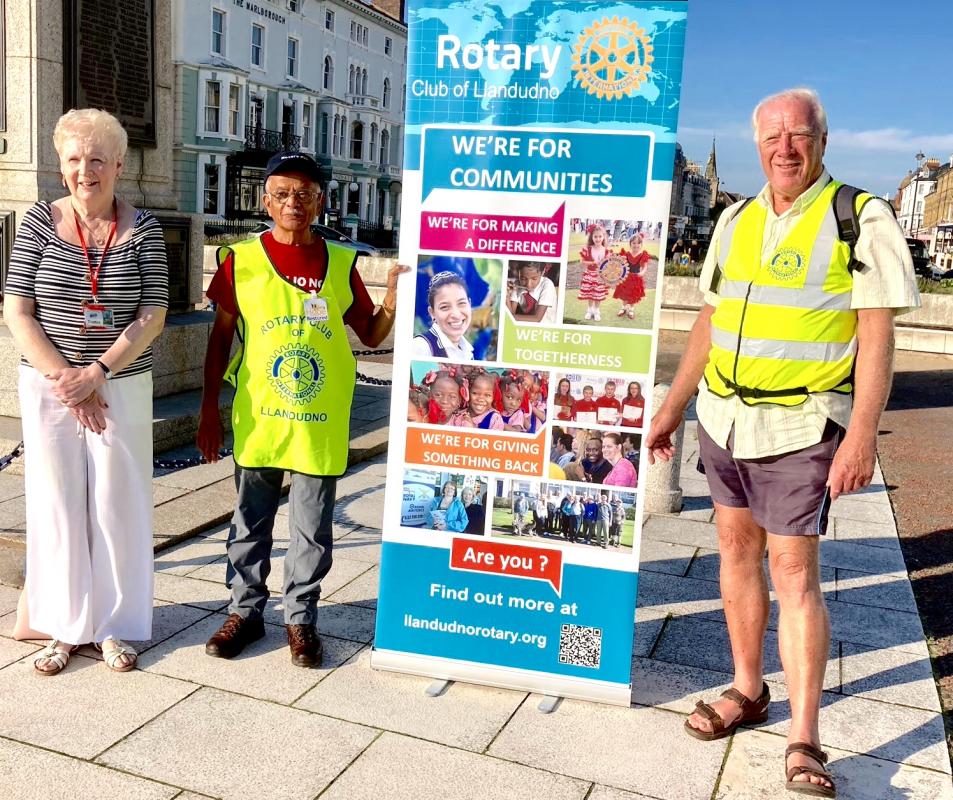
[906,238,931,278]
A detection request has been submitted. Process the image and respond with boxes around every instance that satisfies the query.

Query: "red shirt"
[621,395,645,427]
[572,398,598,421]
[596,396,622,411]
[207,232,378,343]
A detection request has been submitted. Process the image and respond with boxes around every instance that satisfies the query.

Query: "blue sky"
[676,0,953,198]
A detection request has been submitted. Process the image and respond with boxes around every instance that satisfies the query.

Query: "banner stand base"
[537,695,562,714]
[425,679,453,698]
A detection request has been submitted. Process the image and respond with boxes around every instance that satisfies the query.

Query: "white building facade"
[171,0,405,233]
[897,162,938,240]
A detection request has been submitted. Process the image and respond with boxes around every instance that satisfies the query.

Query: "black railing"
[245,125,301,152]
[356,220,397,250]
[204,218,266,239]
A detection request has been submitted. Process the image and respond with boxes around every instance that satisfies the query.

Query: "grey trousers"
[226,466,336,625]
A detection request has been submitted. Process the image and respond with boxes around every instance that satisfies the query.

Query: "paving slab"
[840,642,942,712]
[322,563,379,607]
[138,614,362,705]
[333,526,383,564]
[757,691,950,773]
[0,473,24,503]
[0,495,26,533]
[835,568,919,613]
[261,597,377,643]
[0,635,40,668]
[321,731,589,800]
[825,598,926,654]
[152,480,238,542]
[333,486,387,529]
[154,539,229,577]
[0,653,196,759]
[152,572,231,612]
[830,518,901,550]
[651,615,839,690]
[632,610,667,658]
[635,570,727,621]
[0,583,19,616]
[641,515,718,549]
[0,738,180,800]
[153,484,190,506]
[154,454,236,490]
[829,497,896,524]
[489,696,727,800]
[717,728,953,800]
[637,539,697,577]
[819,538,908,574]
[588,787,658,800]
[295,647,526,751]
[97,687,378,800]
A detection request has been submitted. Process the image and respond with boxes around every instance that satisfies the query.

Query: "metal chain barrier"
[2,347,395,475]
[0,442,23,472]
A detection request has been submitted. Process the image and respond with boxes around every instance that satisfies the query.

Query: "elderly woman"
[461,486,486,535]
[3,109,168,675]
[602,432,638,488]
[426,481,468,532]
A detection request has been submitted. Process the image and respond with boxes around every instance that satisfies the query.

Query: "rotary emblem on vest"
[268,344,326,406]
[768,247,806,281]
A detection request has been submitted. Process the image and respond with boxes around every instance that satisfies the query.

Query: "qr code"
[558,623,602,668]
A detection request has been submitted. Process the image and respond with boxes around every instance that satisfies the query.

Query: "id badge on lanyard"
[75,202,118,331]
[304,290,329,323]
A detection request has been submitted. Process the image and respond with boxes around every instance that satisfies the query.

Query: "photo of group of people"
[408,362,549,432]
[412,255,501,362]
[401,469,489,535]
[563,218,660,330]
[492,479,637,552]
[552,375,647,430]
[550,427,641,488]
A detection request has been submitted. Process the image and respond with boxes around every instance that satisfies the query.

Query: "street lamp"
[912,150,925,238]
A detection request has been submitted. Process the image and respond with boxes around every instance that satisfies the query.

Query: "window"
[384,36,392,56]
[379,128,389,165]
[282,100,296,145]
[203,163,220,214]
[369,124,377,164]
[287,0,299,10]
[350,21,356,40]
[351,21,369,45]
[382,78,390,109]
[338,114,346,154]
[347,183,360,216]
[325,10,334,30]
[228,84,241,136]
[251,24,264,68]
[332,115,339,155]
[362,27,368,46]
[302,103,313,149]
[323,56,334,91]
[348,65,355,94]
[320,113,329,154]
[204,80,221,133]
[211,9,225,55]
[361,69,368,95]
[350,121,363,160]
[287,37,298,77]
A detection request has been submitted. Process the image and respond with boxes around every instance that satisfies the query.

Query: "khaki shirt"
[696,170,920,459]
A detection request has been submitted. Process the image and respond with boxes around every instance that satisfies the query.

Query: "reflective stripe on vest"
[227,236,357,475]
[704,180,869,406]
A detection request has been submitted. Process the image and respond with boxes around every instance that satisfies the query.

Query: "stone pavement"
[0,408,950,799]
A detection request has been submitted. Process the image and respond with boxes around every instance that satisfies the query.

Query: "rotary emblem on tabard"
[768,247,806,281]
[267,344,325,406]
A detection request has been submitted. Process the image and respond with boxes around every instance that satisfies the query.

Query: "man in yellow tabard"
[198,152,405,667]
[647,89,918,797]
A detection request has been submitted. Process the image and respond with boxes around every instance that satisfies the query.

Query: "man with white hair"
[647,88,918,797]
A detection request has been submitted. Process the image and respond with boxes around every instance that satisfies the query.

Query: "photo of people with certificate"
[549,373,649,431]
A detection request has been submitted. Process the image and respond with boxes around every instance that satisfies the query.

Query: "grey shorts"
[696,420,843,536]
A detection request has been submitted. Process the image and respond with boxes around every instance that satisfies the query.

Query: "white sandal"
[96,638,137,673]
[34,641,77,676]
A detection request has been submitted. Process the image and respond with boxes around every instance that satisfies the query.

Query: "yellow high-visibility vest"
[224,236,356,475]
[704,180,874,406]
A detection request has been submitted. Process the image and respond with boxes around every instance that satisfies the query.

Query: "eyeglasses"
[267,190,319,204]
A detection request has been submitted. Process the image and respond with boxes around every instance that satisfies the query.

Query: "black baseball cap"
[264,151,323,184]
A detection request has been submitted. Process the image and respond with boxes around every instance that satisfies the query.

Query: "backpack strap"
[832,183,893,273]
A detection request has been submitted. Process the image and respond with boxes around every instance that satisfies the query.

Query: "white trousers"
[19,366,154,644]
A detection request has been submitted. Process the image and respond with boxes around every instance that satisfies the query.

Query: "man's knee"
[716,511,765,563]
[769,545,821,601]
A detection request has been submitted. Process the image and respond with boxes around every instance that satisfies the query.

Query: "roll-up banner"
[372,0,688,705]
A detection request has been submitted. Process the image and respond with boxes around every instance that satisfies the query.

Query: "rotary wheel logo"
[572,17,654,100]
[268,344,325,406]
[768,248,806,281]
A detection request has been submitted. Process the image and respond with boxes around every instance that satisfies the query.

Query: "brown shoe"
[205,613,265,659]
[286,624,323,668]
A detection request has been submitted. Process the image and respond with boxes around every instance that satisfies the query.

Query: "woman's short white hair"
[751,88,828,141]
[53,108,128,161]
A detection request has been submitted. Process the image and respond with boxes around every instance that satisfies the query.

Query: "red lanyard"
[74,201,118,302]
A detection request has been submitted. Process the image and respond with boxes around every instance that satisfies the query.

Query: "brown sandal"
[785,742,836,798]
[683,682,770,741]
